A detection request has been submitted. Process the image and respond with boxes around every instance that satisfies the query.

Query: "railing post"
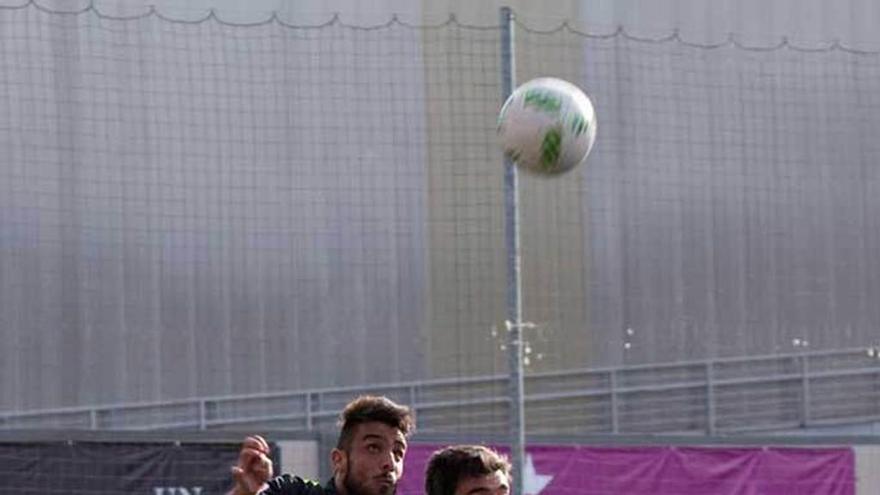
[199,400,207,430]
[408,385,418,427]
[90,409,98,430]
[609,370,619,433]
[801,354,811,426]
[306,393,313,430]
[706,362,716,434]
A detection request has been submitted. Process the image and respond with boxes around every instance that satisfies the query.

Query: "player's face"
[339,422,407,495]
[453,470,510,495]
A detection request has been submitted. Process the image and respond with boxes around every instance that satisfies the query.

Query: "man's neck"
[331,475,347,495]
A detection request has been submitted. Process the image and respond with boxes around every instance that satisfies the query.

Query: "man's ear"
[331,448,347,475]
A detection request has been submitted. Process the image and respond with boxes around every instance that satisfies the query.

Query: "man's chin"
[344,479,396,495]
[374,482,396,495]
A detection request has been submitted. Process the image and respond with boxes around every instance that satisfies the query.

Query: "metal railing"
[2,347,879,434]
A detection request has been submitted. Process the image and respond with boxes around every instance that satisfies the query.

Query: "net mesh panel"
[1,4,880,435]
[515,23,880,368]
[0,7,437,408]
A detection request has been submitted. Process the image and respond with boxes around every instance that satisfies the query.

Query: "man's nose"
[381,450,395,471]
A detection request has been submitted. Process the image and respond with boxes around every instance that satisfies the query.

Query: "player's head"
[331,396,415,495]
[425,445,511,495]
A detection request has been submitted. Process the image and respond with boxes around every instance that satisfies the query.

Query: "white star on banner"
[523,453,554,495]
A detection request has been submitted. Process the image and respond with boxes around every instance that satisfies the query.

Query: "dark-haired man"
[425,445,511,495]
[231,395,414,495]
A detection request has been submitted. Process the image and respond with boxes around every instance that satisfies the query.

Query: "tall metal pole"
[500,7,525,495]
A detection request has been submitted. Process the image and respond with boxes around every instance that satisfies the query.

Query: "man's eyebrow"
[361,434,386,442]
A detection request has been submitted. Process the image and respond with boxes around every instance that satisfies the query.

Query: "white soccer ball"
[497,77,597,175]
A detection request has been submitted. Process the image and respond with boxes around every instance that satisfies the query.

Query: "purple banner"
[399,444,854,495]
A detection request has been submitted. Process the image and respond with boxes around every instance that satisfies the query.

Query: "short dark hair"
[335,395,415,450]
[425,445,511,495]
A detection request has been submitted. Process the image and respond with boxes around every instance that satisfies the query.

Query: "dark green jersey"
[262,475,338,495]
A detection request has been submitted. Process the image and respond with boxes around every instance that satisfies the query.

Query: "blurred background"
[1,0,879,493]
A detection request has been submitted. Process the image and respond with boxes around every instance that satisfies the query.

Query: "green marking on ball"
[540,127,562,170]
[524,89,561,115]
[569,113,588,136]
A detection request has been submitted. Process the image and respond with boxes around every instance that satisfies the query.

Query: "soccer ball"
[497,77,597,175]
